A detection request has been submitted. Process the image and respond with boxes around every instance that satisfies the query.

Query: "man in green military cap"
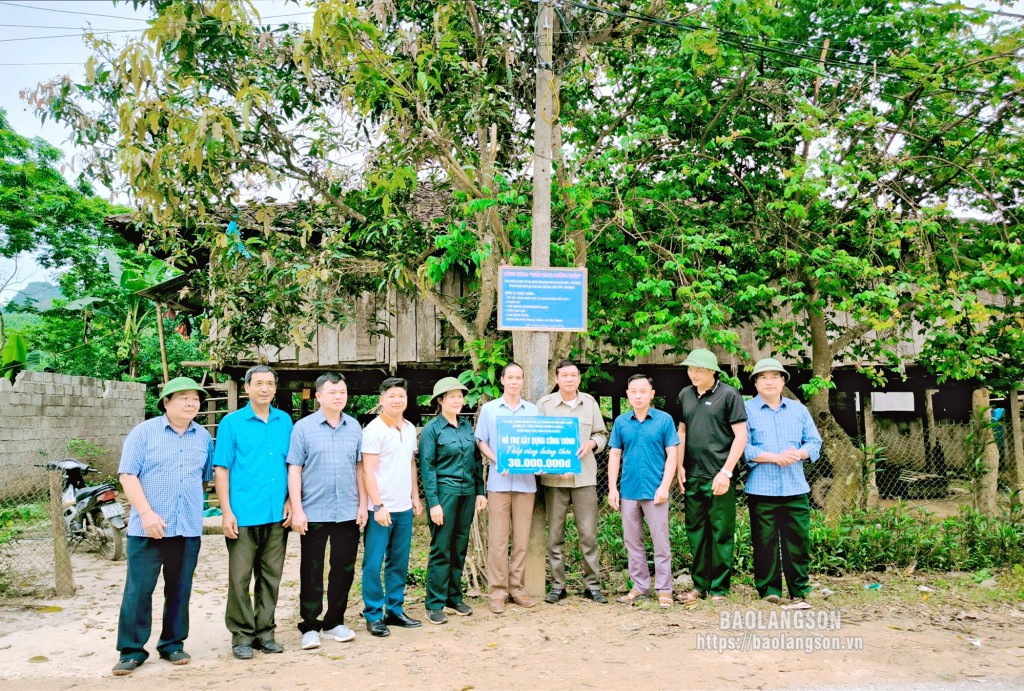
[744,358,821,603]
[675,349,747,603]
[114,377,213,675]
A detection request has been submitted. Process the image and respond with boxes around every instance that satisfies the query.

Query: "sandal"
[658,592,673,608]
[674,589,700,604]
[617,588,647,604]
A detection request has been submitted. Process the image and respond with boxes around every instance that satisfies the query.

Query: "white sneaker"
[301,630,320,650]
[323,624,355,642]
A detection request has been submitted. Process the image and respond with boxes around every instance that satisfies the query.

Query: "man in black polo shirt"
[675,349,747,603]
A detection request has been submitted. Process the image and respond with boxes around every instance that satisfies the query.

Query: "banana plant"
[0,332,27,381]
[61,249,170,378]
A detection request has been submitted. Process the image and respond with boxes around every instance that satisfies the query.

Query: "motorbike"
[42,459,126,561]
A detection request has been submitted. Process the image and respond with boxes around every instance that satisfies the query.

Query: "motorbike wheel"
[93,513,125,561]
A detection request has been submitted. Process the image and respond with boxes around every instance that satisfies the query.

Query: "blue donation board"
[498,266,587,331]
[496,417,581,475]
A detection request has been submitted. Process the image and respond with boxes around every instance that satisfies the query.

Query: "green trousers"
[225,523,288,645]
[747,493,811,599]
[684,478,736,596]
[425,492,476,611]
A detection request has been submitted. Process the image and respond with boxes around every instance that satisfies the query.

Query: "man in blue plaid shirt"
[743,359,822,604]
[113,377,213,676]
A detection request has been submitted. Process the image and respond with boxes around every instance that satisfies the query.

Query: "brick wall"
[0,372,146,498]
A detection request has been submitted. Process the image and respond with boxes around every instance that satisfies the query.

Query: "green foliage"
[582,505,1024,582]
[57,249,173,379]
[0,109,127,270]
[0,502,47,546]
[458,339,509,407]
[28,0,1024,411]
[67,438,109,463]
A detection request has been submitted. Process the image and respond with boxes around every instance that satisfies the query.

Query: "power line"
[0,29,140,43]
[0,1,150,22]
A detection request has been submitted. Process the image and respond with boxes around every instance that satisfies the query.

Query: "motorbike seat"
[75,484,114,501]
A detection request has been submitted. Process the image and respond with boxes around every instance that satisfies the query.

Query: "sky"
[1,0,1022,302]
[0,0,314,302]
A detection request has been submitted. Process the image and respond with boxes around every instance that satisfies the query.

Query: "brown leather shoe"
[489,599,506,614]
[511,594,536,608]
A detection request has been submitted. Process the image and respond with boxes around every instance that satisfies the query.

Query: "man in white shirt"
[361,377,423,637]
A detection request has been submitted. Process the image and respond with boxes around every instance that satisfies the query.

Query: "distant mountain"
[2,281,62,312]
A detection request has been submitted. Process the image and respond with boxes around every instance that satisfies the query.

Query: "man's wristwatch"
[370,503,384,512]
[719,468,733,479]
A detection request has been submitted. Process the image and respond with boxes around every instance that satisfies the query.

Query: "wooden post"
[155,301,169,385]
[923,388,938,473]
[226,378,239,413]
[48,470,75,597]
[972,388,1000,515]
[1009,389,1024,507]
[862,391,879,508]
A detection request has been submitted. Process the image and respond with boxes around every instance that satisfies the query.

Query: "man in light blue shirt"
[213,365,293,659]
[113,377,213,676]
[475,362,539,614]
[744,358,822,603]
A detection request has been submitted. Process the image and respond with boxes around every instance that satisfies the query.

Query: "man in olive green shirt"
[537,360,609,604]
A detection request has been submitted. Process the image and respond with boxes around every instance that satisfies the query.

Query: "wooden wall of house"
[242,275,944,370]
[251,273,464,368]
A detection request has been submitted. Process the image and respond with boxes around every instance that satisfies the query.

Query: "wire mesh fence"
[0,437,92,597]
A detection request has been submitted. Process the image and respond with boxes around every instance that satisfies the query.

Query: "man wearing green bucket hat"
[744,358,821,603]
[113,377,213,676]
[676,349,747,604]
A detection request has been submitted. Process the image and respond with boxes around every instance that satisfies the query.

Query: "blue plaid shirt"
[286,409,362,522]
[118,415,214,538]
[744,395,822,496]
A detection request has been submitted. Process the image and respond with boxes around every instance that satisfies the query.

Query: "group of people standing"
[609,349,822,610]
[110,349,821,677]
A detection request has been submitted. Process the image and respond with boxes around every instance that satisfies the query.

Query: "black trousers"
[298,520,360,633]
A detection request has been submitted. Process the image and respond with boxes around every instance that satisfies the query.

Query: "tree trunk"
[807,299,862,523]
[862,391,879,509]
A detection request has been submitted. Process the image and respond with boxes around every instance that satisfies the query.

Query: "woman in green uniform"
[420,377,487,624]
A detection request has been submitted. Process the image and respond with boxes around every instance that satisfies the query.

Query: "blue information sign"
[498,266,587,332]
[496,417,581,475]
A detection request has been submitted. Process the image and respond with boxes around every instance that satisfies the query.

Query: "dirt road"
[1,535,1023,690]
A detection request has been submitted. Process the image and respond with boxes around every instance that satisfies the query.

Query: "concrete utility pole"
[519,0,557,598]
[523,0,555,402]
